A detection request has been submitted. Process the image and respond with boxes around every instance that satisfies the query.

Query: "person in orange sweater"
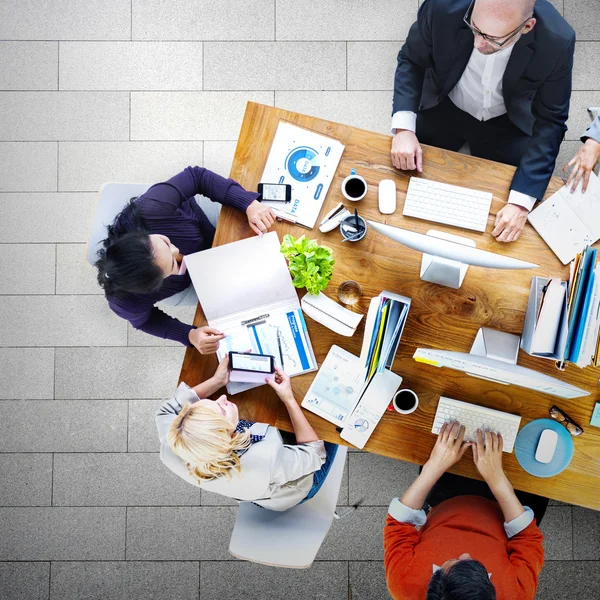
[384,421,547,600]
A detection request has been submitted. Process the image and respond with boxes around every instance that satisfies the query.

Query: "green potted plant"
[280,234,335,295]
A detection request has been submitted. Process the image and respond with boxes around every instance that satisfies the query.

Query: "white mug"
[341,168,368,201]
[392,389,419,415]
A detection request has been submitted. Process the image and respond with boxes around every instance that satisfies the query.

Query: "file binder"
[521,277,569,361]
[184,232,317,394]
[360,291,411,380]
[521,247,600,368]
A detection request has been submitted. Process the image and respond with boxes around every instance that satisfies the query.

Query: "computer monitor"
[367,221,538,289]
[414,347,590,399]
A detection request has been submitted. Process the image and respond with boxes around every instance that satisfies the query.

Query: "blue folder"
[567,247,597,362]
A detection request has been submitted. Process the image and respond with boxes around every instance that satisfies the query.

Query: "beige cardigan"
[156,383,326,511]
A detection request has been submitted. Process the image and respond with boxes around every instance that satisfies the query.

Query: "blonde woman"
[156,357,337,511]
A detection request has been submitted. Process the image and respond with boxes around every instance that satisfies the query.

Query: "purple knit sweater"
[106,166,258,345]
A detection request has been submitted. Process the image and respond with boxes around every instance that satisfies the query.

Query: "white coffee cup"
[341,168,368,201]
[392,389,419,414]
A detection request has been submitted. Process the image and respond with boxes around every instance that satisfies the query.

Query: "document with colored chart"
[260,121,345,229]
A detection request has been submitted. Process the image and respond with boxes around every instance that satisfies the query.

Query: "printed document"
[261,121,345,228]
[218,309,315,377]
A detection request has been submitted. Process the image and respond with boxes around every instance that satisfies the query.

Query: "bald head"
[475,0,535,22]
[471,0,537,55]
[522,0,536,19]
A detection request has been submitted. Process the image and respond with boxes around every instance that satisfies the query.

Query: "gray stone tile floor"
[0,1,599,598]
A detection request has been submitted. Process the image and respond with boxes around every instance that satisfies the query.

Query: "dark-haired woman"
[95,166,275,352]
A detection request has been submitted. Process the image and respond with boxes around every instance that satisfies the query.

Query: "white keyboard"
[432,397,522,453]
[403,177,493,232]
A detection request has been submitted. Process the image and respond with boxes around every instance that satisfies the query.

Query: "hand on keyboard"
[426,421,470,475]
[472,429,507,489]
[432,397,520,453]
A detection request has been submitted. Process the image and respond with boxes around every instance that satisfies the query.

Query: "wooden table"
[180,102,600,510]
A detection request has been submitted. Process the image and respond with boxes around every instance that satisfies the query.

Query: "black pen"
[277,328,285,368]
[354,208,359,231]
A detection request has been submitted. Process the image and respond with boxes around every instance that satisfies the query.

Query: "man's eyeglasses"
[549,405,584,437]
[463,0,533,48]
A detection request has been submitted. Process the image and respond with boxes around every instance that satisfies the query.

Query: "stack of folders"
[359,291,411,382]
[521,246,600,368]
[566,246,600,367]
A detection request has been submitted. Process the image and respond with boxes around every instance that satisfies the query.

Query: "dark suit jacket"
[393,0,575,201]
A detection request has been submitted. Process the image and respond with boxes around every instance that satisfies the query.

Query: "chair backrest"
[86,182,151,266]
[228,446,348,569]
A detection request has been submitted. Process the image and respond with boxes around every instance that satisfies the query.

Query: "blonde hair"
[168,403,251,482]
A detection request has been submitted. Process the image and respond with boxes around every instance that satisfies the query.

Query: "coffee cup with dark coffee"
[341,168,367,201]
[392,389,419,415]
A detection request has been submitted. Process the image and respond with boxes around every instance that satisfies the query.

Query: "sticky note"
[590,403,600,428]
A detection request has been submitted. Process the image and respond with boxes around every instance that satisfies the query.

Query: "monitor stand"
[467,327,521,385]
[420,230,476,289]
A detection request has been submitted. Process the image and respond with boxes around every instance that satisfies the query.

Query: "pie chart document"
[261,121,345,228]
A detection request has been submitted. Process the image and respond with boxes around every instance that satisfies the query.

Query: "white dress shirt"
[448,44,514,122]
[392,44,537,211]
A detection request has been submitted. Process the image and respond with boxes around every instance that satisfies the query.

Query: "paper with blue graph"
[219,309,314,376]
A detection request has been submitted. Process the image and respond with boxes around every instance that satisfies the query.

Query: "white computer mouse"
[535,429,558,464]
[378,180,397,214]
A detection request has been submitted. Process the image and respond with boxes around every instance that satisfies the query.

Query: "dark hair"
[95,199,164,297]
[426,560,496,600]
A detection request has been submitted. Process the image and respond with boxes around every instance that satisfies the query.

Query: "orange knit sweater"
[384,495,544,600]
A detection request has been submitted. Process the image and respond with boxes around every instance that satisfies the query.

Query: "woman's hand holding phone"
[265,366,294,404]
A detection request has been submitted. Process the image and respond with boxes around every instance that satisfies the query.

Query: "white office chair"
[228,446,354,569]
[86,182,220,306]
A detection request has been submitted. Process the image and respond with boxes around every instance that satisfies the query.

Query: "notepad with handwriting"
[528,172,600,265]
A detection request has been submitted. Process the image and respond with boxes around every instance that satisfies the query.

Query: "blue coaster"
[514,418,574,478]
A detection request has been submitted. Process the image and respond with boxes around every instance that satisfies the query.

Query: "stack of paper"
[301,344,404,450]
[522,252,600,369]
